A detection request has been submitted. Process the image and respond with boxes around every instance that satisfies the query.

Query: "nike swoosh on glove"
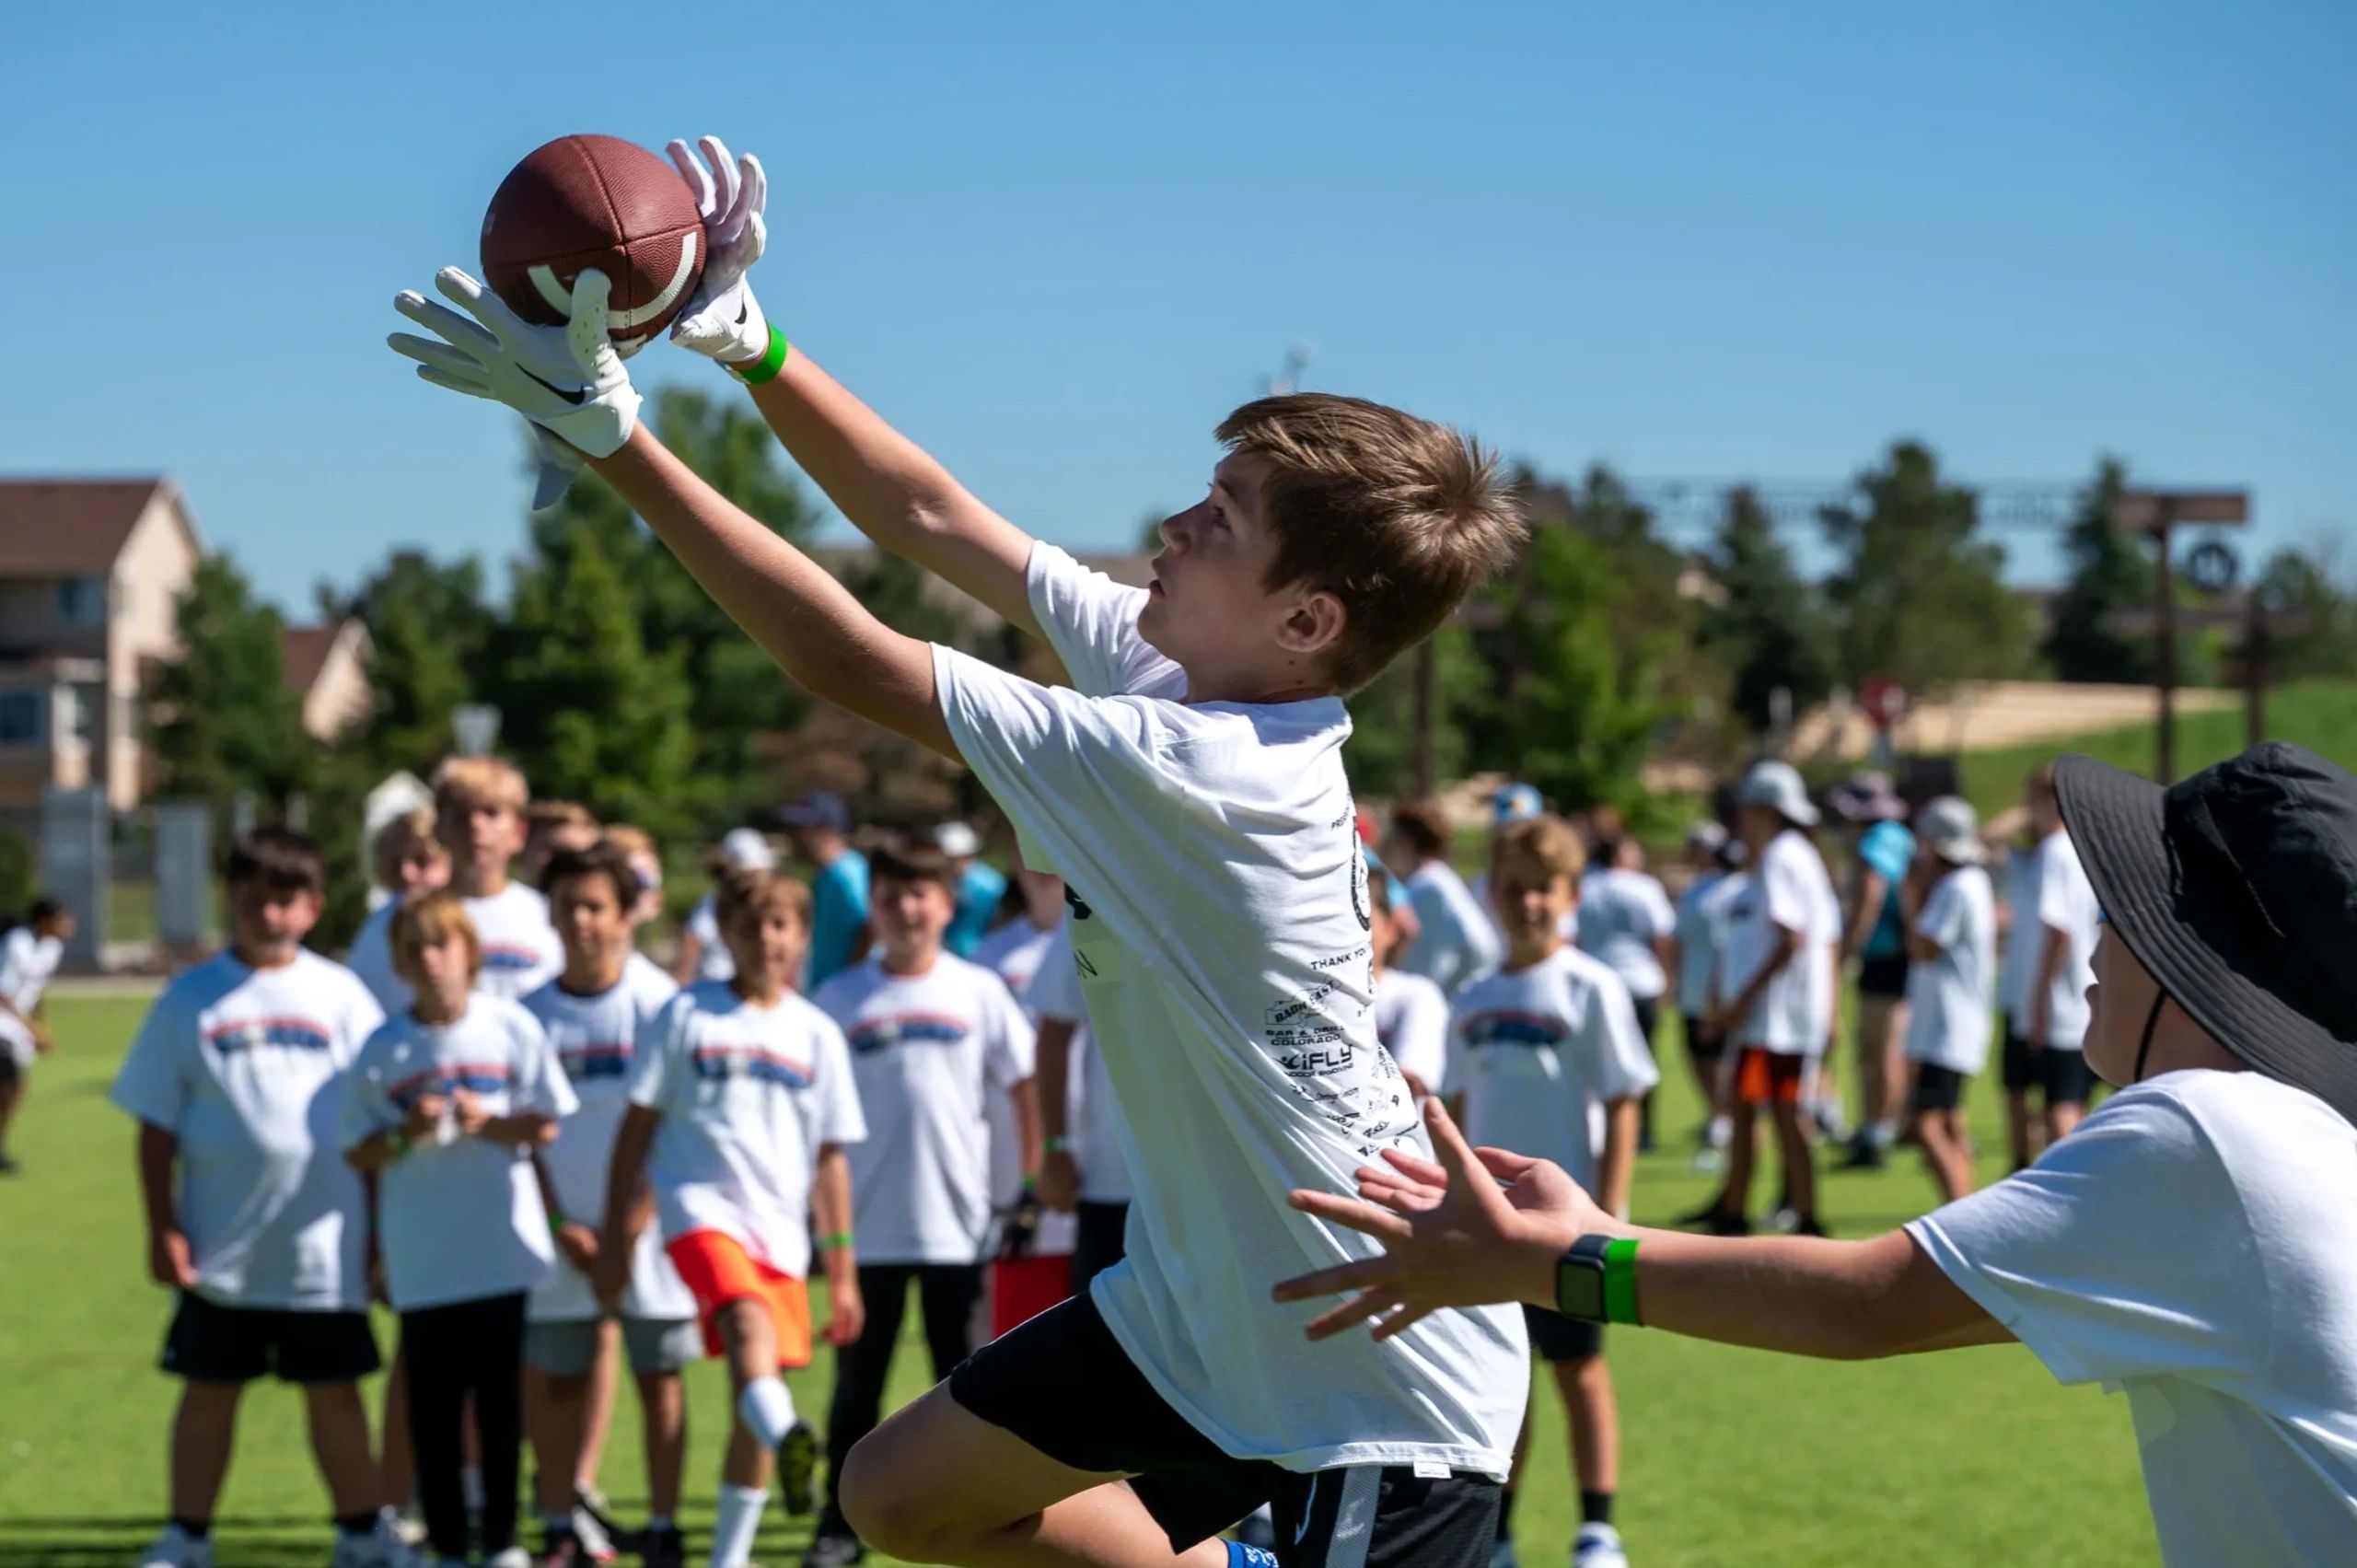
[388,266,641,459]
[666,134,771,366]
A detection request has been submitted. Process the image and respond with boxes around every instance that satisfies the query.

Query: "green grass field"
[0,992,2155,1567]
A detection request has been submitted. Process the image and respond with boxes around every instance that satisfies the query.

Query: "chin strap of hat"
[2133,987,2168,1084]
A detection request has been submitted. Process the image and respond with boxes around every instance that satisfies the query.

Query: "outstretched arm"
[1274,1098,2006,1363]
[657,135,1041,635]
[743,355,1040,639]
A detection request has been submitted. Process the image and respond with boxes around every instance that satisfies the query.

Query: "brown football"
[480,134,704,346]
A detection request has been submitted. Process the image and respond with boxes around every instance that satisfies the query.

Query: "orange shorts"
[666,1229,813,1367]
[1736,1046,1807,1107]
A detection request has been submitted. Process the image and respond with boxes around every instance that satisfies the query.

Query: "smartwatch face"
[1556,1256,1608,1321]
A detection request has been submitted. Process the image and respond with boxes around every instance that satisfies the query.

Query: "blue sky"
[3,0,2350,610]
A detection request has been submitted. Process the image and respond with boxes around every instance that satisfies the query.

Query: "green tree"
[2042,457,2151,683]
[1492,525,1675,817]
[149,555,315,804]
[1344,621,1489,798]
[1701,486,1832,734]
[2252,544,2357,681]
[528,387,825,808]
[337,551,493,773]
[498,534,699,836]
[1819,441,2034,698]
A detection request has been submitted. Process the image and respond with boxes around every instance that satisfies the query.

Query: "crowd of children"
[0,744,2101,1568]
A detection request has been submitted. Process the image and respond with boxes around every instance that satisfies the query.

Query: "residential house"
[0,479,203,809]
[282,620,374,739]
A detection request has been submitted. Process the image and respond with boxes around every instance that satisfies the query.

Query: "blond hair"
[370,807,441,886]
[433,756,528,815]
[601,823,656,863]
[1217,394,1527,691]
[389,889,481,983]
[714,866,811,937]
[1493,815,1587,890]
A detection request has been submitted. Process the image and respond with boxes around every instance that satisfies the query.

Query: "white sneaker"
[136,1526,214,1568]
[1688,1144,1726,1176]
[482,1549,533,1568]
[1572,1522,1629,1568]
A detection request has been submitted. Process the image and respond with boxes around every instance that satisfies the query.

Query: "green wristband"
[1602,1237,1643,1326]
[729,324,790,385]
[819,1230,853,1251]
[1043,1135,1073,1155]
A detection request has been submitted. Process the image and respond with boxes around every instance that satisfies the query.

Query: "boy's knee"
[838,1433,943,1560]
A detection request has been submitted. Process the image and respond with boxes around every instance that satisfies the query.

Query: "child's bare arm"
[588,425,958,757]
[744,355,1042,640]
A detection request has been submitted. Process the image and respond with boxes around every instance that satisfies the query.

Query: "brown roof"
[282,623,343,693]
[0,478,170,573]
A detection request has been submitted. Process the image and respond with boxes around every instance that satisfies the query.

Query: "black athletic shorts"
[1521,1305,1602,1364]
[1909,1063,1968,1113]
[1682,1013,1724,1060]
[0,1053,19,1088]
[1073,1200,1130,1293]
[160,1292,381,1385]
[1631,996,1660,1051]
[949,1291,1501,1566]
[1858,953,1909,999]
[2002,1027,2098,1106]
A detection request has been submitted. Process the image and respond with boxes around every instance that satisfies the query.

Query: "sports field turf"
[0,992,2154,1567]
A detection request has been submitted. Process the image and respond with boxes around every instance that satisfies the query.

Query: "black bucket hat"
[2055,741,2357,1124]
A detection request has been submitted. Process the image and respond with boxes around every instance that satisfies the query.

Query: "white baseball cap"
[1916,796,1987,864]
[1737,760,1820,827]
[717,828,777,871]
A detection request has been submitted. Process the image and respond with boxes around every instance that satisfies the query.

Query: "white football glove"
[388,266,641,459]
[666,134,771,366]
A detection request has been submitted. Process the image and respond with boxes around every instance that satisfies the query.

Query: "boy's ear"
[1276,587,1347,660]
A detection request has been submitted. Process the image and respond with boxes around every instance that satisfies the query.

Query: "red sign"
[1860,677,1910,733]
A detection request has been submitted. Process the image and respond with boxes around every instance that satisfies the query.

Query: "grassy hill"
[1953,679,2357,819]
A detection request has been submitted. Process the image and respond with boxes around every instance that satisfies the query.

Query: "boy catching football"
[388,130,1528,1568]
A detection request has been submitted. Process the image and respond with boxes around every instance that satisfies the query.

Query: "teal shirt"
[807,850,870,990]
[946,862,1008,958]
[1858,821,1915,959]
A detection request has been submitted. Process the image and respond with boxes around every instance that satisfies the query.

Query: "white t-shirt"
[1722,830,1840,1054]
[1028,920,1132,1205]
[812,954,1036,1266]
[343,900,409,1016]
[109,950,384,1310]
[465,883,564,1000]
[930,541,1527,1479]
[1908,1072,2357,1565]
[1672,869,1738,1018]
[1445,946,1660,1191]
[2004,831,2101,1051]
[339,995,576,1311]
[0,926,64,1065]
[1575,868,1676,1003]
[1399,861,1504,998]
[628,981,865,1280]
[684,896,734,984]
[975,914,1080,1248]
[1372,967,1449,1094]
[1902,865,1997,1074]
[522,963,695,1323]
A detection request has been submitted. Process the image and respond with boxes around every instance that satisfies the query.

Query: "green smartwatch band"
[1602,1237,1643,1327]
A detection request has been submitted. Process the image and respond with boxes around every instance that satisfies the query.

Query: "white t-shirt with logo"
[1372,967,1450,1094]
[1672,869,1737,1018]
[627,981,865,1281]
[975,914,1080,1248]
[109,950,384,1310]
[1028,918,1132,1204]
[464,883,564,1000]
[1575,868,1676,1003]
[1723,830,1841,1055]
[2004,831,2101,1051]
[811,954,1036,1267]
[1445,946,1659,1192]
[343,899,409,1016]
[339,995,576,1311]
[1908,1072,2357,1565]
[684,896,734,984]
[1399,861,1504,998]
[523,963,695,1323]
[1902,865,1997,1074]
[0,926,64,1065]
[929,541,1528,1479]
